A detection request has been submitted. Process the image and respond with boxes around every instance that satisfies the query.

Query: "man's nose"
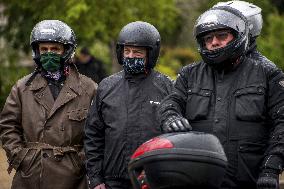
[126,51,135,58]
[47,48,53,53]
[211,36,220,46]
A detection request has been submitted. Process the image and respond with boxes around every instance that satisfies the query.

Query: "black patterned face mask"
[122,57,145,74]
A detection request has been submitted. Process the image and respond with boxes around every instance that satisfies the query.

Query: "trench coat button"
[214,119,219,123]
[42,153,48,158]
[217,97,221,101]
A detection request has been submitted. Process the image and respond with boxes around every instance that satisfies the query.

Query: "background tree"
[0,0,185,109]
[0,0,183,71]
[0,0,284,110]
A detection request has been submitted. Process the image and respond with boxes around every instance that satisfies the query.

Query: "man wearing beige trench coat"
[0,20,97,189]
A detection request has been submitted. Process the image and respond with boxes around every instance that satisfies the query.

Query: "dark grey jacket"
[159,57,284,187]
[85,70,173,188]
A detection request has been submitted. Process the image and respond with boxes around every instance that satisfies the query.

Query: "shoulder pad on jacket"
[99,71,124,90]
[152,70,173,84]
[17,73,36,90]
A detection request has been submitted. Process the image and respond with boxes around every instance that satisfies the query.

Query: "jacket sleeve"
[262,68,284,174]
[84,85,105,188]
[158,67,189,125]
[0,82,27,173]
[162,75,174,95]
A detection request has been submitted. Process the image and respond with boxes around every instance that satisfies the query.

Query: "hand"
[161,116,192,133]
[257,172,279,189]
[94,183,106,189]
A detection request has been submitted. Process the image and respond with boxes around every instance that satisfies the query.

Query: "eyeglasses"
[202,30,232,43]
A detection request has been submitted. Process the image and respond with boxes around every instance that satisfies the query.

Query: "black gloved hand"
[257,172,279,189]
[161,115,192,133]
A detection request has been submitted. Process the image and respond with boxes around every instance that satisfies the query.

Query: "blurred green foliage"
[0,0,182,51]
[1,0,284,110]
[258,13,284,70]
[157,46,199,79]
[0,0,184,109]
[0,66,30,109]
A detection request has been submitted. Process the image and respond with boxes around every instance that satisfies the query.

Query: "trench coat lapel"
[29,74,54,113]
[48,68,82,118]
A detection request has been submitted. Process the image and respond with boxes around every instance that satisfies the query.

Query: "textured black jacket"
[159,57,284,187]
[84,70,173,188]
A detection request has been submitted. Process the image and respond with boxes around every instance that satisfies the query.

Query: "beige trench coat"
[0,68,97,189]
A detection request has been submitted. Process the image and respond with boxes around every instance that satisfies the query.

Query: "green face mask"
[40,52,62,72]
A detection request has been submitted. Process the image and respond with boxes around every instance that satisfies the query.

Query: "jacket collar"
[48,67,82,118]
[29,73,48,91]
[29,67,82,95]
[124,69,152,81]
[64,67,83,96]
[29,67,83,119]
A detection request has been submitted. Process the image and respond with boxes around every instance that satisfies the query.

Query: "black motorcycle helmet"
[116,21,161,69]
[128,132,228,189]
[30,20,77,66]
[194,7,249,66]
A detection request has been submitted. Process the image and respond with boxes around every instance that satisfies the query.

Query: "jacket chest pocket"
[186,88,212,120]
[142,98,162,133]
[68,108,88,122]
[234,86,266,121]
[66,108,88,132]
[65,108,88,140]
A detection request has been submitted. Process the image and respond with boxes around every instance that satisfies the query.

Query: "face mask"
[122,57,145,74]
[40,52,62,72]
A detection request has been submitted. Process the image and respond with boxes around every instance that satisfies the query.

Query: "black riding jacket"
[85,70,173,188]
[159,57,284,187]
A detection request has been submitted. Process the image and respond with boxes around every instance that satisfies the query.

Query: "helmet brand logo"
[279,80,284,88]
[203,23,217,28]
[203,15,218,23]
[150,101,160,105]
[40,28,56,35]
